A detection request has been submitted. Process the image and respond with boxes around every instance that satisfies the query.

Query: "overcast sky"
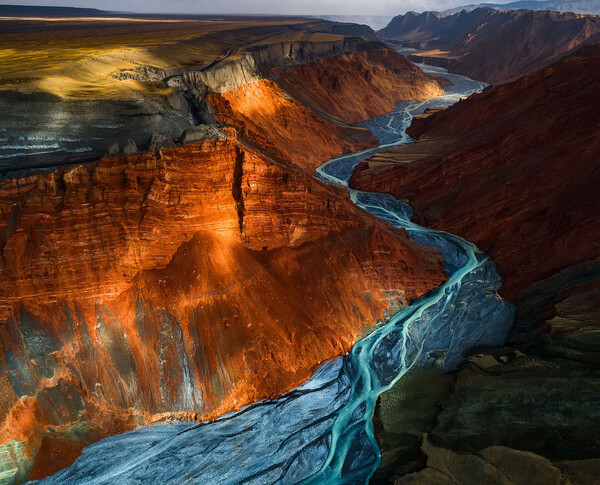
[6,0,513,16]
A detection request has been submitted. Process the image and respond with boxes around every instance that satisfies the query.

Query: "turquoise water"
[36,66,513,485]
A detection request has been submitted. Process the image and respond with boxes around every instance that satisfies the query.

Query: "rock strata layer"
[274,47,444,123]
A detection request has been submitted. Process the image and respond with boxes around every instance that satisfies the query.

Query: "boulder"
[107,142,119,156]
[181,124,226,144]
[148,133,173,152]
[122,139,138,154]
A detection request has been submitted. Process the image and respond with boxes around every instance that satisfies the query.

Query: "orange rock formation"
[206,49,443,172]
[206,79,377,173]
[0,136,446,479]
[275,48,444,123]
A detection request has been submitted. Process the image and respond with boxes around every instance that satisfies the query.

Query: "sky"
[5,0,515,16]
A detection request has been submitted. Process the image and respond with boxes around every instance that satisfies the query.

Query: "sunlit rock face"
[205,48,443,173]
[380,7,600,84]
[205,80,377,173]
[350,44,600,300]
[0,136,446,481]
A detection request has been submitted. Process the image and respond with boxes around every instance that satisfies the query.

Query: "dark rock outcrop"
[374,273,600,483]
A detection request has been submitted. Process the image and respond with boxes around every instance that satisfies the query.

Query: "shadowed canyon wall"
[350,43,600,302]
[350,41,600,485]
[0,19,375,172]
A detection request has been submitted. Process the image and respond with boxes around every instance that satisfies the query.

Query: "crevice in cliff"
[232,149,245,235]
[0,204,19,270]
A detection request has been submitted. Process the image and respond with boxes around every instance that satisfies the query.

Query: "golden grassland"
[0,16,326,99]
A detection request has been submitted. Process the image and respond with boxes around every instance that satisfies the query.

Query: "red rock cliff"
[0,136,446,479]
[350,44,600,300]
[206,80,377,173]
[206,48,443,172]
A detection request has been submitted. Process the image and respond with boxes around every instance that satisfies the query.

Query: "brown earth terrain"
[206,47,444,172]
[351,43,600,301]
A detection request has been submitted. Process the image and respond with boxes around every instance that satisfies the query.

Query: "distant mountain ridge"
[0,4,110,16]
[317,15,394,30]
[379,7,600,83]
[444,0,600,15]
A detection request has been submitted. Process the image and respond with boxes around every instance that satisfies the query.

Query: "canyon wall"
[0,135,447,481]
[350,41,600,485]
[274,47,444,123]
[205,46,443,172]
[0,32,442,175]
[380,7,600,84]
[350,43,600,301]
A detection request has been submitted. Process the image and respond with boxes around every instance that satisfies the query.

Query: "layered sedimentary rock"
[380,7,600,84]
[273,47,444,123]
[351,44,600,301]
[0,134,446,481]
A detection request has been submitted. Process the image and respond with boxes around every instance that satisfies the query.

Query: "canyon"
[0,12,450,483]
[350,43,600,301]
[350,43,600,483]
[380,7,600,84]
[0,4,598,484]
